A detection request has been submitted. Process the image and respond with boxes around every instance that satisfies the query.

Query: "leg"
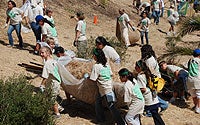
[145,31,149,44]
[77,40,87,58]
[125,114,141,125]
[122,28,130,47]
[7,25,15,46]
[150,107,165,125]
[95,94,105,122]
[158,97,168,111]
[30,22,41,42]
[140,31,144,45]
[15,23,23,47]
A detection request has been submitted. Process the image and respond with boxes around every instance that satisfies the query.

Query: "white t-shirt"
[137,73,159,106]
[166,65,183,77]
[140,17,151,32]
[90,63,113,96]
[118,13,130,29]
[41,23,57,37]
[145,56,161,78]
[42,59,61,83]
[32,4,43,17]
[44,15,55,24]
[76,20,87,41]
[7,7,23,25]
[153,0,161,11]
[24,5,35,23]
[102,45,120,63]
[139,2,151,9]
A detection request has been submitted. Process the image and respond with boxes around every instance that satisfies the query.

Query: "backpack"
[148,74,166,92]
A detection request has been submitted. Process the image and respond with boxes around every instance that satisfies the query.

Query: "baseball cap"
[35,15,44,23]
[193,48,200,55]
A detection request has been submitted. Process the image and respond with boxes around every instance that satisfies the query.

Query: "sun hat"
[35,15,44,23]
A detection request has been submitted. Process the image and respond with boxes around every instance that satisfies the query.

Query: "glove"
[4,23,8,29]
[39,85,45,92]
[73,40,78,47]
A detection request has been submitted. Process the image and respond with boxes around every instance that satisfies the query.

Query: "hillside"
[0,0,200,125]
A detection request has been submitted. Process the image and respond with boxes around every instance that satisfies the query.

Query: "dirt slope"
[0,0,200,125]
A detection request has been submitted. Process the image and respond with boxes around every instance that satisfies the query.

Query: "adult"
[118,8,135,47]
[95,36,120,64]
[5,0,24,48]
[74,12,87,58]
[139,1,151,14]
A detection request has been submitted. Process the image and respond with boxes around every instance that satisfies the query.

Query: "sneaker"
[195,107,200,114]
[7,45,13,48]
[169,97,176,103]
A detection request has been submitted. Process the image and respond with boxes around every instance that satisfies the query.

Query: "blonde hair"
[40,46,52,55]
[46,37,55,45]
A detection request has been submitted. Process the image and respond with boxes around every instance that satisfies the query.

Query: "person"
[138,1,151,15]
[118,8,135,47]
[133,0,142,14]
[35,15,59,46]
[118,68,144,125]
[34,37,55,54]
[159,61,188,103]
[44,8,55,25]
[24,0,43,43]
[187,49,200,113]
[140,45,168,112]
[151,0,161,25]
[95,36,121,64]
[39,46,62,118]
[167,5,179,36]
[137,11,151,45]
[5,0,24,48]
[160,0,165,17]
[74,11,87,58]
[89,48,125,125]
[135,60,165,125]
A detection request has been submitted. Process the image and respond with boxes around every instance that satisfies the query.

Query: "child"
[35,15,59,46]
[39,46,62,118]
[5,0,24,48]
[89,48,125,125]
[118,68,144,125]
[167,5,179,36]
[187,49,200,113]
[159,61,188,103]
[137,11,151,45]
[74,11,87,58]
[135,60,165,125]
[44,8,55,26]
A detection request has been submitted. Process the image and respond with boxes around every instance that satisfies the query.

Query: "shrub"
[0,75,55,125]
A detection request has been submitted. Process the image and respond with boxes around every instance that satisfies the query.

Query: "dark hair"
[135,60,148,71]
[43,18,55,28]
[76,11,85,20]
[141,44,156,60]
[118,68,135,82]
[95,36,111,46]
[8,0,16,7]
[158,61,167,68]
[93,48,107,66]
[54,46,64,54]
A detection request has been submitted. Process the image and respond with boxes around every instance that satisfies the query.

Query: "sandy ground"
[0,0,200,125]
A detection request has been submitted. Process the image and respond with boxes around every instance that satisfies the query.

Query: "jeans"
[30,22,41,42]
[145,103,165,125]
[7,23,23,47]
[140,31,149,45]
[158,97,168,111]
[95,92,125,125]
[178,70,188,92]
[152,10,160,24]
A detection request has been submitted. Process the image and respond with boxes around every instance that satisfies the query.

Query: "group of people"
[3,0,200,125]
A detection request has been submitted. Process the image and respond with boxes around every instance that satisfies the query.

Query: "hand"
[39,85,45,92]
[4,23,8,29]
[73,40,78,47]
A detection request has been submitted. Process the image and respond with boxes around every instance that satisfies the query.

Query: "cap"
[35,15,44,23]
[193,48,200,55]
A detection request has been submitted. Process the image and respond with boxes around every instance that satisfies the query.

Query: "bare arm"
[140,88,147,94]
[75,30,81,41]
[6,16,10,24]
